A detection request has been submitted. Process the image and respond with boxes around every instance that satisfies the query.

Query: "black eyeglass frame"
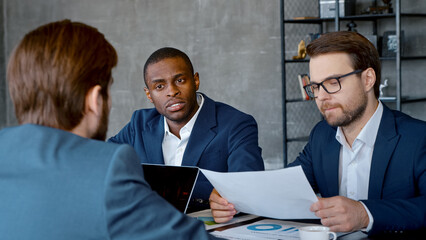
[303,69,363,99]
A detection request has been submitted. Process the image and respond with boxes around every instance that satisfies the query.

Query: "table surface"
[208,216,424,240]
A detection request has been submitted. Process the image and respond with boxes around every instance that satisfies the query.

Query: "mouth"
[323,107,336,112]
[321,104,339,113]
[166,101,185,112]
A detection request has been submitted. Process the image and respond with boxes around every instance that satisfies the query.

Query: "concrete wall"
[1,0,425,169]
[1,0,283,169]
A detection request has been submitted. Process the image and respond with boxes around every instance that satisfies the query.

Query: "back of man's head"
[7,19,118,130]
[143,47,194,86]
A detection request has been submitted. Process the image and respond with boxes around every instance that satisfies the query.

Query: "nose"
[315,85,330,101]
[167,83,180,97]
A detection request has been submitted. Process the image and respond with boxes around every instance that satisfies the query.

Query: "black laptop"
[141,163,199,213]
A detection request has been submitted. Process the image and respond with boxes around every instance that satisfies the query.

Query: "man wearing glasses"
[209,31,426,236]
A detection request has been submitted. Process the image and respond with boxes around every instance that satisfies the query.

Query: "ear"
[194,72,200,91]
[144,87,153,103]
[86,85,103,117]
[363,68,376,93]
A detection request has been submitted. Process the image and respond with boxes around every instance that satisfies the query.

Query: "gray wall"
[1,0,283,169]
[1,0,425,169]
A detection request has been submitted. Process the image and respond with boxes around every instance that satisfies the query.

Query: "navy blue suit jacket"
[109,93,264,202]
[0,124,218,240]
[289,104,426,235]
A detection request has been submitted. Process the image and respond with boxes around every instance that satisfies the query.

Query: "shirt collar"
[164,93,204,136]
[336,101,384,148]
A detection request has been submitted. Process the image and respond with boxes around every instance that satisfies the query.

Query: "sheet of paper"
[211,219,349,240]
[187,209,259,230]
[200,166,318,219]
[211,219,316,240]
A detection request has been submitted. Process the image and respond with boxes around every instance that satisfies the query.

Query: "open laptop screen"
[141,163,199,213]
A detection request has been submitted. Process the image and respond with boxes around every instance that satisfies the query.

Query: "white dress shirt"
[162,93,204,166]
[335,101,383,231]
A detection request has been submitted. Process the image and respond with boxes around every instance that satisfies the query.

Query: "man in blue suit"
[0,20,219,239]
[108,47,264,209]
[209,31,426,236]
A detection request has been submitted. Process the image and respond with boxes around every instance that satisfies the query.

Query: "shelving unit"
[280,0,426,166]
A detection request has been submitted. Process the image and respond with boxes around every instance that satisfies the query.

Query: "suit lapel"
[142,116,165,164]
[322,127,341,197]
[368,105,400,199]
[182,94,217,166]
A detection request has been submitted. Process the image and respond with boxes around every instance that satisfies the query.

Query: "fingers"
[310,196,335,212]
[310,196,369,232]
[209,188,237,223]
[311,196,347,221]
[212,214,235,224]
[320,215,355,233]
[211,207,237,223]
[209,188,235,211]
[209,188,228,206]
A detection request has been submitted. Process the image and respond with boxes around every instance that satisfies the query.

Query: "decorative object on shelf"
[297,74,311,100]
[292,16,319,20]
[319,0,356,18]
[292,40,307,60]
[379,78,389,97]
[382,0,393,13]
[382,31,404,57]
[364,0,393,14]
[346,20,357,32]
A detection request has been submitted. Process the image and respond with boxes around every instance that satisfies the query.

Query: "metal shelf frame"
[281,0,425,166]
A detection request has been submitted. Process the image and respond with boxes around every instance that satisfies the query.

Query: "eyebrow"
[173,73,185,79]
[310,74,342,84]
[149,73,187,84]
[150,78,166,84]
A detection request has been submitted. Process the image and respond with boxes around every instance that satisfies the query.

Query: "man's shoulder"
[389,109,426,135]
[1,124,136,165]
[308,120,337,142]
[203,94,253,119]
[131,107,161,119]
[391,109,426,126]
[129,108,162,127]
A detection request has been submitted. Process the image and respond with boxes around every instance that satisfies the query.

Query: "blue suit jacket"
[0,124,218,240]
[289,105,426,235]
[109,93,264,202]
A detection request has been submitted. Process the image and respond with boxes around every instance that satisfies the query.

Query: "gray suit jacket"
[0,124,218,239]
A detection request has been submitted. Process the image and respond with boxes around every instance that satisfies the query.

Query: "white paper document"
[211,219,316,240]
[200,166,319,219]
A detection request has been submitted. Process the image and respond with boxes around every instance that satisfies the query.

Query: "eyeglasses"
[303,69,363,99]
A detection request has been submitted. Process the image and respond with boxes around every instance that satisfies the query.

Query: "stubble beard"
[322,93,368,127]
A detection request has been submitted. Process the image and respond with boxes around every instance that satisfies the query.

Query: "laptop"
[141,163,199,213]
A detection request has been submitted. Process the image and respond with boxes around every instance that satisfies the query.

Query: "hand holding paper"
[201,166,318,219]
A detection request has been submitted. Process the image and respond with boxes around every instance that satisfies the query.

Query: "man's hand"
[209,188,237,223]
[310,196,369,232]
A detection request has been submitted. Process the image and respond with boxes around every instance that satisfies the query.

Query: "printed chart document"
[211,219,315,240]
[188,209,259,230]
[200,166,318,219]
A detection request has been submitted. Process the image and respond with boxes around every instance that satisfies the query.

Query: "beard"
[321,92,368,127]
[91,100,109,141]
